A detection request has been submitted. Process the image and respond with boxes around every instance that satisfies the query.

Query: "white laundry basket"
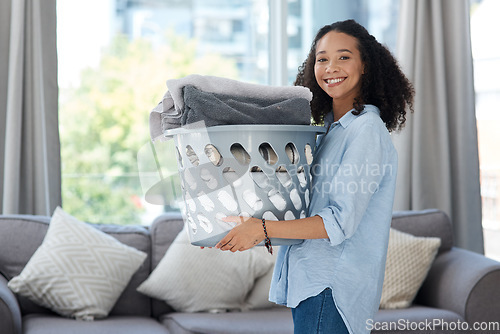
[164,124,325,247]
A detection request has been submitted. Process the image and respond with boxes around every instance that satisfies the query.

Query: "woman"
[216,19,414,334]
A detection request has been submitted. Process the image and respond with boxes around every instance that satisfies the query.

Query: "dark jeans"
[291,288,349,334]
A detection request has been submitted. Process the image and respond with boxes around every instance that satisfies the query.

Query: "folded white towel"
[149,74,313,141]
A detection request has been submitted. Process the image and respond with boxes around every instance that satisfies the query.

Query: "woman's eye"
[339,56,350,60]
[316,58,327,63]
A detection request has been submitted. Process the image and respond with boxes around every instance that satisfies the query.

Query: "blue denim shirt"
[269,105,398,334]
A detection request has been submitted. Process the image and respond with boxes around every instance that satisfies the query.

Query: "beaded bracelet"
[261,218,273,254]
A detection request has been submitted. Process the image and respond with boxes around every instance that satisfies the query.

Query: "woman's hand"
[215,216,265,252]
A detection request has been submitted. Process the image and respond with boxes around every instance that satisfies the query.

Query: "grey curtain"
[0,0,60,215]
[393,0,484,253]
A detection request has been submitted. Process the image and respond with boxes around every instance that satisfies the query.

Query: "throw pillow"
[7,207,147,320]
[380,228,441,309]
[243,248,284,310]
[137,226,274,312]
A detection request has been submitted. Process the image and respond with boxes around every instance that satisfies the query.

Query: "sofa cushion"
[372,305,464,334]
[159,305,464,334]
[7,207,147,320]
[0,213,153,317]
[0,215,51,280]
[391,209,453,253]
[380,228,441,309]
[160,308,293,334]
[22,314,169,334]
[243,251,278,310]
[138,226,274,312]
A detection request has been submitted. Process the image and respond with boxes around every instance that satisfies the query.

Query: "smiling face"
[314,31,365,115]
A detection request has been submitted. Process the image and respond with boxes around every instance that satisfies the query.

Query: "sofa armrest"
[416,247,500,323]
[0,275,22,334]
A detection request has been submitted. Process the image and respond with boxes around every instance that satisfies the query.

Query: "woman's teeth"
[327,78,344,84]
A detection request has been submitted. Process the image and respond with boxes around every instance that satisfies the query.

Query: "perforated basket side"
[166,125,325,247]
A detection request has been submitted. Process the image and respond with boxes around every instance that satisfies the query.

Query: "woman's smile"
[325,77,346,86]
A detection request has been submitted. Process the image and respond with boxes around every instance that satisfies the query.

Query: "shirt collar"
[326,104,380,130]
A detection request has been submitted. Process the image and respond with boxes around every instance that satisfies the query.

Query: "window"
[470,0,500,260]
[58,0,269,224]
[57,0,399,225]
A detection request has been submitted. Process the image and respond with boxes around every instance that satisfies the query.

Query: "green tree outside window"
[59,32,238,224]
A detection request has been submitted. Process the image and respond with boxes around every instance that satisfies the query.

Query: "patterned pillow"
[137,226,274,312]
[243,250,285,310]
[380,228,441,309]
[7,207,147,320]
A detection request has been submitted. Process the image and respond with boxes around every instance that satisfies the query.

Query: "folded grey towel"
[149,74,313,141]
[180,85,311,128]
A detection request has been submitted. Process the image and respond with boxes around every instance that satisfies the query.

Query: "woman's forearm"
[216,215,329,251]
[266,215,329,240]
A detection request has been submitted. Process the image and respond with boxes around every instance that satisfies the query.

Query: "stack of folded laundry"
[149,74,313,141]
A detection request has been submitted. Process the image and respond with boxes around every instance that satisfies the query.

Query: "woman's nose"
[326,63,337,72]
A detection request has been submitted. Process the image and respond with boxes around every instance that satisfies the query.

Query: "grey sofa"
[1,209,500,334]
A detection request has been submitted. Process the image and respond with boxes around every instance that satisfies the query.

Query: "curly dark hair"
[295,19,414,132]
